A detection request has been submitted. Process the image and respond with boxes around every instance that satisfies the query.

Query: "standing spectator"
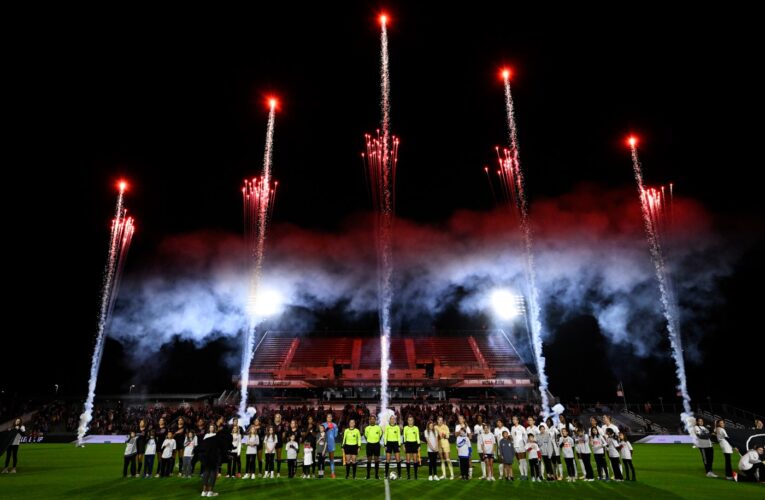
[693,418,716,478]
[1,418,25,474]
[198,433,232,497]
[715,419,734,480]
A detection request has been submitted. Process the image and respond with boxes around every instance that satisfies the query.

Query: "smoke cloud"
[110,185,734,365]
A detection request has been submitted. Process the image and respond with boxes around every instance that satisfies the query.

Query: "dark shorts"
[552,455,561,464]
[386,442,400,454]
[366,443,381,456]
[483,453,494,461]
[404,442,419,454]
[343,445,359,455]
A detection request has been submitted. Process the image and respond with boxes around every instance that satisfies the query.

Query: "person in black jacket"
[197,432,233,497]
[1,418,25,473]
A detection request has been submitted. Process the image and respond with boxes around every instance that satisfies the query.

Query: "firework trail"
[78,182,135,445]
[498,69,551,418]
[628,137,693,430]
[361,13,398,421]
[238,100,278,421]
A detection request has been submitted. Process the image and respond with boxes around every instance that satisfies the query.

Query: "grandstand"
[242,330,537,394]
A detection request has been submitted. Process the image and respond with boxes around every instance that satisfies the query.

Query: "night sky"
[8,4,763,414]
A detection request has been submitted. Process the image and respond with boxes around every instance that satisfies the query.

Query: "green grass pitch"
[0,443,762,499]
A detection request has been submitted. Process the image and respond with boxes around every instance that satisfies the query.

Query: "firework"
[494,68,552,418]
[361,12,397,422]
[628,137,692,430]
[239,100,278,421]
[77,181,135,445]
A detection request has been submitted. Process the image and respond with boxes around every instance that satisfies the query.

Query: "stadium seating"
[246,330,536,389]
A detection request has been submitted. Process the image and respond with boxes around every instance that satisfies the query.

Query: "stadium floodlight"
[490,288,522,321]
[250,289,284,318]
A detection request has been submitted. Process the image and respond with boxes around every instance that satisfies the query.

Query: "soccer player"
[510,416,528,480]
[322,413,339,478]
[274,413,286,478]
[435,416,454,480]
[173,417,187,477]
[715,419,734,480]
[342,419,361,479]
[403,416,421,479]
[364,415,382,479]
[384,415,402,479]
[478,423,496,481]
[136,419,147,477]
[254,418,265,476]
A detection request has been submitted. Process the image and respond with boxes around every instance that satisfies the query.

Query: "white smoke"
[109,187,734,367]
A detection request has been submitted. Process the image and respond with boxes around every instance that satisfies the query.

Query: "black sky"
[7,4,764,414]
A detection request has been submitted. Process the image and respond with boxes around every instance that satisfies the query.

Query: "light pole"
[54,384,59,395]
[658,396,664,413]
[129,384,136,394]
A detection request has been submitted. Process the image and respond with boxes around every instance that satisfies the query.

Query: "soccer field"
[0,443,761,499]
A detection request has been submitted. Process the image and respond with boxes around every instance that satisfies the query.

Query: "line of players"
[119,411,636,482]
